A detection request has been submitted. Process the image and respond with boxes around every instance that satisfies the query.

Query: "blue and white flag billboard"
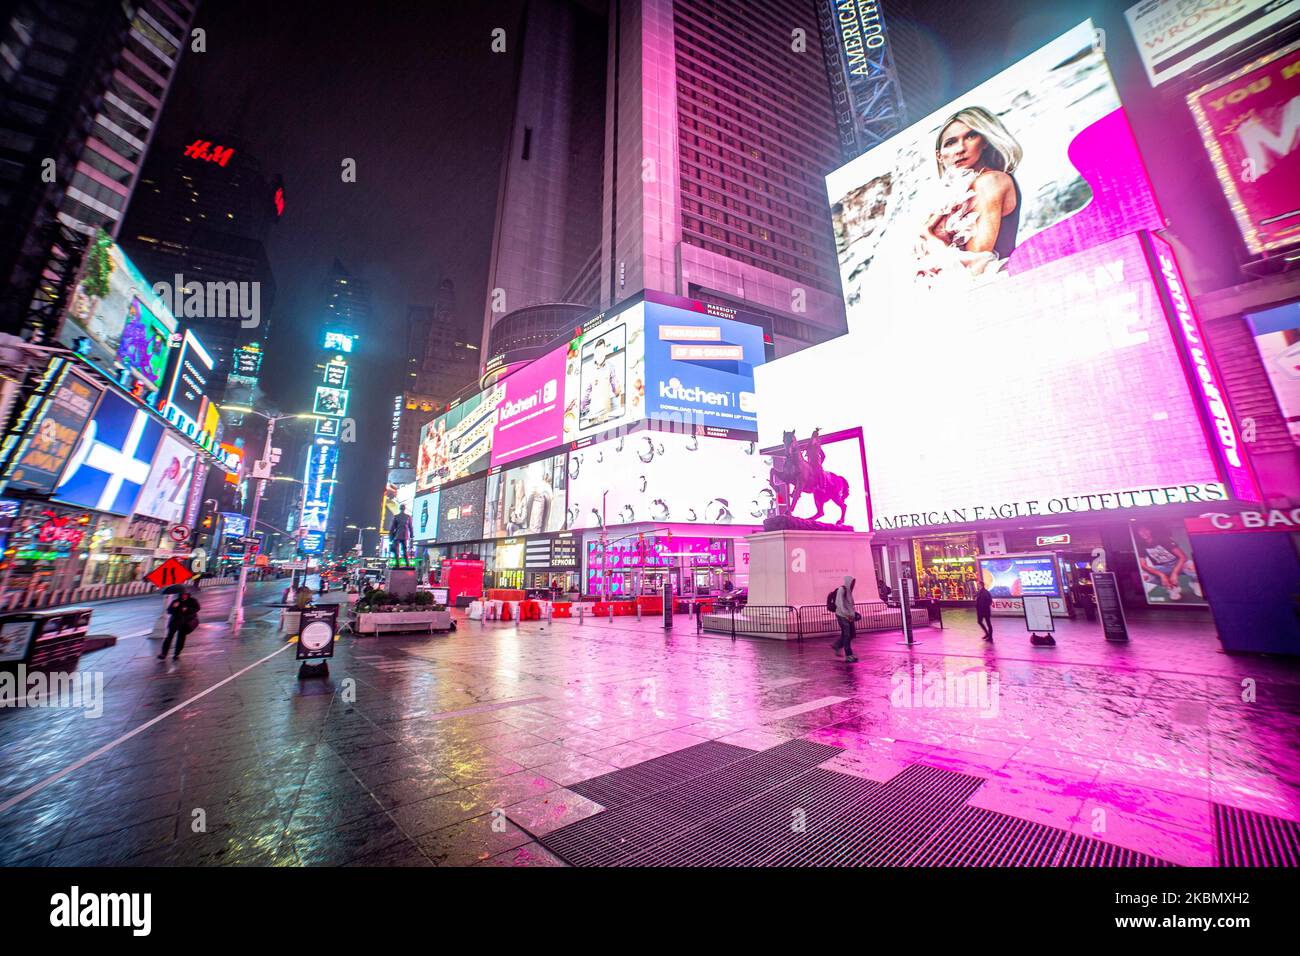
[54,389,165,515]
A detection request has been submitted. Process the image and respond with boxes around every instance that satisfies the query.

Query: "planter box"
[355,609,452,635]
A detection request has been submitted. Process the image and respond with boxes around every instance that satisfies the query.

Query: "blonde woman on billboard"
[915,106,1022,283]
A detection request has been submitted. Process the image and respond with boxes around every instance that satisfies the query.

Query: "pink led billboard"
[757,20,1251,530]
[490,346,566,467]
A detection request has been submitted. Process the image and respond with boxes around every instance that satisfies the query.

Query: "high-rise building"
[482,0,849,362]
[325,258,371,331]
[0,0,196,337]
[119,132,279,379]
[55,0,198,240]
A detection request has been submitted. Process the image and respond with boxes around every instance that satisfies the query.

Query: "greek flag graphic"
[55,390,165,515]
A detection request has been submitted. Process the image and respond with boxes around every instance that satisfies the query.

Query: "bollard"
[636,603,642,622]
[608,603,614,623]
[578,604,585,625]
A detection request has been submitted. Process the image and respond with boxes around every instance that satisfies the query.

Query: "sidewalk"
[0,598,1296,866]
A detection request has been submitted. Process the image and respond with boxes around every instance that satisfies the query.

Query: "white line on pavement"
[0,641,296,817]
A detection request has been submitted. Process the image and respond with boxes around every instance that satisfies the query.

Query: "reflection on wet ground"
[1,585,1297,867]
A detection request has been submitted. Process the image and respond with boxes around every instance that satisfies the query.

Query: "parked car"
[714,587,748,610]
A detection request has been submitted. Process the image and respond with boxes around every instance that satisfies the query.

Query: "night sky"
[152,0,527,537]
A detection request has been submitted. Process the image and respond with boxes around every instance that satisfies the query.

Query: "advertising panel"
[1126,0,1300,87]
[61,238,178,394]
[563,302,646,442]
[313,386,349,418]
[977,553,1062,598]
[417,386,501,489]
[233,343,264,378]
[759,23,1236,530]
[1130,520,1207,605]
[323,359,349,388]
[315,417,341,438]
[164,329,214,429]
[300,529,326,554]
[496,539,525,570]
[54,389,165,515]
[483,452,568,538]
[490,346,566,467]
[300,443,339,533]
[223,513,250,538]
[550,532,580,568]
[585,535,729,595]
[566,432,770,530]
[135,431,198,524]
[5,364,103,494]
[438,477,486,543]
[323,332,354,353]
[1246,302,1300,445]
[412,489,440,541]
[642,300,764,434]
[1187,40,1300,255]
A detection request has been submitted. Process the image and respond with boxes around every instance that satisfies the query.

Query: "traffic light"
[201,514,215,531]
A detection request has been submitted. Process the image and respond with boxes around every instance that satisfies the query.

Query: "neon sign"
[183,139,234,167]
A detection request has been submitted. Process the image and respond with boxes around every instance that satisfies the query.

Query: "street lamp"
[219,405,320,624]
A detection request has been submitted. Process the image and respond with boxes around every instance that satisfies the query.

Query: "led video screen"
[563,303,646,442]
[566,432,770,530]
[5,364,102,495]
[418,385,502,489]
[61,240,178,394]
[491,346,566,467]
[757,21,1239,530]
[642,300,764,435]
[438,476,486,543]
[135,432,199,524]
[483,452,567,538]
[54,389,165,515]
[412,489,440,541]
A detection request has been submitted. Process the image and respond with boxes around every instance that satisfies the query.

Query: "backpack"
[826,588,839,612]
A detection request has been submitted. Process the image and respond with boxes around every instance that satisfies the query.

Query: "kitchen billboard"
[642,299,764,435]
[563,302,646,443]
[490,346,566,467]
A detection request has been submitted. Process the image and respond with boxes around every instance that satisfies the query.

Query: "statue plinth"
[746,528,879,614]
[762,513,855,533]
[385,567,418,599]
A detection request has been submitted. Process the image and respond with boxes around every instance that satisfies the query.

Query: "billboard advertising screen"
[61,238,178,394]
[977,553,1062,599]
[1246,302,1300,446]
[491,347,566,467]
[135,431,199,524]
[758,22,1240,530]
[567,432,770,530]
[643,300,764,434]
[417,385,501,489]
[563,303,646,442]
[5,364,103,494]
[54,389,165,515]
[483,452,568,538]
[165,329,214,428]
[323,359,348,388]
[412,489,440,541]
[313,386,349,418]
[438,477,486,543]
[1186,40,1300,256]
[300,443,338,532]
[1130,520,1207,606]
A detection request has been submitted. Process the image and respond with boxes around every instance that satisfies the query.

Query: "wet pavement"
[1,585,1298,867]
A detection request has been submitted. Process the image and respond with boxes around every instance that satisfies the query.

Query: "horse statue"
[768,429,851,526]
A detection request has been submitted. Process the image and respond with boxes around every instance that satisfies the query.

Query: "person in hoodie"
[831,575,861,663]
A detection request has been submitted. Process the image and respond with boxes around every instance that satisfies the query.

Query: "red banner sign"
[1187,40,1300,255]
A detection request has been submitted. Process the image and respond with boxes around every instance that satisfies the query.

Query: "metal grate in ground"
[1053,831,1174,867]
[541,739,842,866]
[910,805,1066,867]
[621,767,881,867]
[763,763,986,867]
[567,740,756,809]
[1214,802,1300,867]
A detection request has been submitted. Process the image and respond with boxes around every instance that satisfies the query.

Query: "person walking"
[830,575,860,662]
[159,588,201,660]
[975,581,994,641]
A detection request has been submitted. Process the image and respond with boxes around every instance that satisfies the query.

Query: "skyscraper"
[0,0,197,337]
[482,0,849,361]
[119,131,279,378]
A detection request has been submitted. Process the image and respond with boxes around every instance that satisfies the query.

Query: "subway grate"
[911,805,1066,867]
[1054,832,1175,867]
[567,740,755,809]
[1214,802,1300,867]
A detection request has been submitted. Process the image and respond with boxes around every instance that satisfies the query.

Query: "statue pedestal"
[746,529,879,608]
[385,568,418,599]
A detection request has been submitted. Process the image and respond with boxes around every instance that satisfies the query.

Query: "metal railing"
[698,601,932,641]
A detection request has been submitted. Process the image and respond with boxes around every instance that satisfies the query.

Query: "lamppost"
[220,405,319,624]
